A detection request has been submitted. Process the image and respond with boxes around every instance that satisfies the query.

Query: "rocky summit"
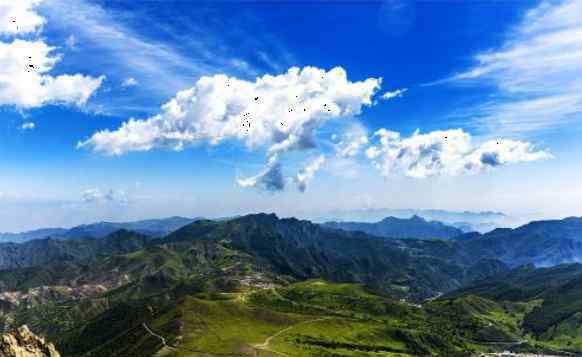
[0,325,60,357]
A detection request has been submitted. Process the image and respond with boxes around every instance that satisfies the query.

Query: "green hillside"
[0,214,581,356]
[445,263,582,354]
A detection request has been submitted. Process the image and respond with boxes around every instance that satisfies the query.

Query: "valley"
[0,214,581,356]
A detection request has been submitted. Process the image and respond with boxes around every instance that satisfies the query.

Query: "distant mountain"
[0,214,503,298]
[58,216,199,240]
[0,228,68,243]
[449,221,500,233]
[0,217,198,243]
[457,216,582,267]
[318,208,508,233]
[322,215,464,240]
[0,230,149,271]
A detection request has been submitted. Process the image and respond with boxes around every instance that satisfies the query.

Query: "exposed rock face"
[0,325,60,357]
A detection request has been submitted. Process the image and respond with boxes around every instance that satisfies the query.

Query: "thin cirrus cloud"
[0,0,103,109]
[365,128,553,178]
[40,0,291,113]
[450,0,582,136]
[41,0,205,100]
[79,66,382,192]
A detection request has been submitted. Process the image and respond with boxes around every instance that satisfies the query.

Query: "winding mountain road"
[252,317,332,355]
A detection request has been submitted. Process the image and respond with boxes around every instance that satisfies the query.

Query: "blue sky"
[1,0,581,231]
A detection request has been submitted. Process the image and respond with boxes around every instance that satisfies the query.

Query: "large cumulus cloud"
[0,0,45,35]
[0,0,104,109]
[80,66,381,191]
[366,128,552,178]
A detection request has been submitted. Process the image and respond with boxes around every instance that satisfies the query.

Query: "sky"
[1,0,581,232]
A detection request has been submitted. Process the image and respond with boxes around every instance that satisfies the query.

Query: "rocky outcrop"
[0,325,60,357]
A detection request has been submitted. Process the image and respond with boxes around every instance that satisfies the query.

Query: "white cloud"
[296,155,325,192]
[20,122,35,130]
[81,188,127,205]
[381,88,407,100]
[333,124,370,158]
[0,0,45,35]
[0,1,103,109]
[80,66,381,191]
[0,40,104,108]
[452,0,582,135]
[367,128,552,178]
[236,155,285,192]
[121,77,138,87]
[65,34,77,49]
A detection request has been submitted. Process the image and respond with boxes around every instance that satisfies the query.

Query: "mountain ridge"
[0,213,581,356]
[0,216,198,243]
[323,215,465,240]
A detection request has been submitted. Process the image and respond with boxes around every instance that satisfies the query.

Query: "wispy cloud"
[40,0,293,115]
[296,155,325,192]
[20,122,35,130]
[121,77,138,88]
[450,0,582,136]
[81,188,128,205]
[381,88,407,100]
[42,0,213,97]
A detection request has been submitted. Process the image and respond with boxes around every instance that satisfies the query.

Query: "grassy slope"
[9,273,573,357]
[139,281,479,357]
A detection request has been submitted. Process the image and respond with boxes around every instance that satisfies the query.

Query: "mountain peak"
[236,213,279,224]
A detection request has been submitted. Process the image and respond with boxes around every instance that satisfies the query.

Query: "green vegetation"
[2,215,582,356]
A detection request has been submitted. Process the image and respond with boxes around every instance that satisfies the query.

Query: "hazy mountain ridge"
[0,217,197,243]
[319,208,508,233]
[0,228,68,243]
[0,230,149,271]
[2,214,581,275]
[458,216,582,267]
[323,215,465,240]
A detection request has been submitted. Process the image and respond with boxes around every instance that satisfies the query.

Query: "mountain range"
[0,217,197,243]
[457,216,582,267]
[0,213,582,356]
[318,208,510,233]
[323,215,465,240]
